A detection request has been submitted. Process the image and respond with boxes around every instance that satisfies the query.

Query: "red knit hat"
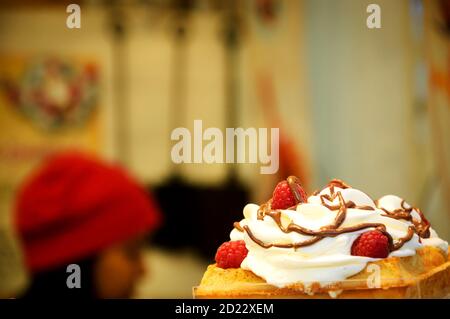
[15,151,162,273]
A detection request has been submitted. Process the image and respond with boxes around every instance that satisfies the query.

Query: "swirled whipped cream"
[230,179,448,290]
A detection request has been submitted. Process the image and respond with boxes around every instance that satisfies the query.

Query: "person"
[14,151,161,298]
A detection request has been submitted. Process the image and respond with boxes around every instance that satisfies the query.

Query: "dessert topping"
[351,230,390,258]
[241,177,428,254]
[378,199,431,238]
[215,240,248,269]
[328,179,351,189]
[271,176,307,210]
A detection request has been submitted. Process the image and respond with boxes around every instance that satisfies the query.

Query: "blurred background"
[0,0,449,298]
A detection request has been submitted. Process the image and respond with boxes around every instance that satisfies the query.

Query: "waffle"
[195,246,450,298]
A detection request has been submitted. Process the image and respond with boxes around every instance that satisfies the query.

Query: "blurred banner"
[0,54,101,296]
[0,54,100,186]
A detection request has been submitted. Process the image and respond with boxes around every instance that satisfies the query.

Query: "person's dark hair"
[20,257,98,299]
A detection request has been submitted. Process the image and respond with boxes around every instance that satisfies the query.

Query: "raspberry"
[215,240,248,269]
[271,180,307,210]
[351,230,390,258]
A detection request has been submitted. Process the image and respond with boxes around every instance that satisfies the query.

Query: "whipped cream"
[230,183,448,289]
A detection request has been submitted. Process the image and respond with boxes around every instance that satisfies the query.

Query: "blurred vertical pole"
[109,1,130,165]
[223,0,240,179]
[169,0,190,177]
[424,1,450,220]
[151,0,196,250]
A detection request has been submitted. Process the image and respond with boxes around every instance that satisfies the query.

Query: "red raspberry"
[215,240,248,269]
[351,230,390,258]
[271,180,307,210]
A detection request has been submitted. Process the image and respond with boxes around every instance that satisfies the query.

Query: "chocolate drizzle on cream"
[319,184,375,211]
[287,176,304,204]
[327,179,351,189]
[377,199,431,239]
[233,221,244,232]
[234,177,430,254]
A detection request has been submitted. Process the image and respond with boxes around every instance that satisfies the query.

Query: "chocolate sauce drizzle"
[319,184,375,211]
[233,221,244,232]
[377,199,431,238]
[287,176,304,204]
[234,176,430,253]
